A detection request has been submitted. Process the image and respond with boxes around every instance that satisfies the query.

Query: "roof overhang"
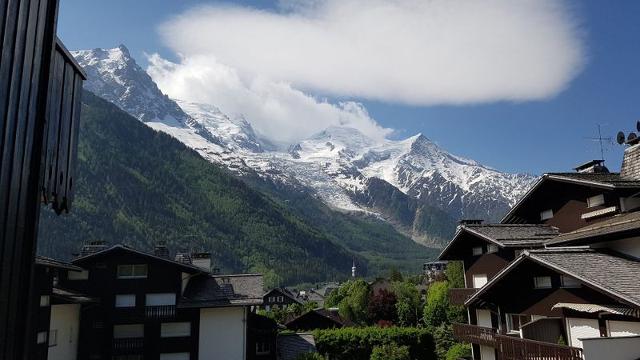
[465,251,640,308]
[552,303,640,318]
[501,174,617,223]
[438,226,504,260]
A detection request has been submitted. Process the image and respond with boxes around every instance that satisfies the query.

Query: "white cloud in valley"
[148,0,585,143]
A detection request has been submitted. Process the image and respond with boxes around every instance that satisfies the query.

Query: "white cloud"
[147,54,391,144]
[157,0,585,106]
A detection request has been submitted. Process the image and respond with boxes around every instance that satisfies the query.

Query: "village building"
[440,138,640,360]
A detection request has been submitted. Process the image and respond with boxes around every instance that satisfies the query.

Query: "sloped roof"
[72,244,204,273]
[466,248,640,308]
[52,287,97,304]
[35,256,84,271]
[438,224,557,260]
[180,273,263,308]
[264,287,303,304]
[501,173,640,223]
[546,210,640,246]
[277,333,317,360]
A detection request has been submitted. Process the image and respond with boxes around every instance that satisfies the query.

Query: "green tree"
[389,268,404,282]
[445,343,471,360]
[392,281,422,326]
[325,279,371,325]
[423,281,449,327]
[445,261,465,288]
[370,343,410,360]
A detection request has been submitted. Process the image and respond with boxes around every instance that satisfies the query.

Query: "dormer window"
[533,276,552,289]
[560,275,581,288]
[540,209,554,221]
[472,246,483,256]
[587,194,605,208]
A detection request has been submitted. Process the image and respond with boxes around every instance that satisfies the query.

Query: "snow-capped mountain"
[72,46,535,246]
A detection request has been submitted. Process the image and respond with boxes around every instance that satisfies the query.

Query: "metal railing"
[452,323,584,360]
[448,288,476,306]
[145,305,176,319]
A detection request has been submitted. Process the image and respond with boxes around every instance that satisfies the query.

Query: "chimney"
[191,252,212,272]
[174,252,192,265]
[621,143,640,180]
[573,160,609,174]
[79,241,108,257]
[154,242,170,259]
[459,219,483,225]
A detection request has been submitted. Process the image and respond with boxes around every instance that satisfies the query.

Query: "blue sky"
[57,0,640,174]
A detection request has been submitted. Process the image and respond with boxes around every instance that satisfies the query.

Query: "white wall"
[582,335,640,360]
[566,317,600,349]
[607,321,640,337]
[593,237,640,259]
[48,304,81,360]
[199,307,247,360]
[476,309,496,360]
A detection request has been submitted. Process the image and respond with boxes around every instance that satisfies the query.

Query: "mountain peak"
[116,44,130,57]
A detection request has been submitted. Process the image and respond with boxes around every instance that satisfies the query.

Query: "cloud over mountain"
[156,0,585,106]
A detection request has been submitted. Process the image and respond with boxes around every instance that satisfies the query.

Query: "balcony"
[145,305,176,319]
[448,288,476,306]
[452,323,584,360]
[113,338,144,352]
[497,335,583,360]
[452,323,498,347]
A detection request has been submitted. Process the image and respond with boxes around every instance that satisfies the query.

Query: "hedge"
[313,327,437,360]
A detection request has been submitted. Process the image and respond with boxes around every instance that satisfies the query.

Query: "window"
[146,293,176,306]
[587,194,605,208]
[560,275,581,288]
[113,324,144,339]
[159,353,190,360]
[256,342,271,355]
[487,244,499,254]
[161,322,191,338]
[540,209,554,221]
[48,330,57,347]
[506,314,532,333]
[533,276,552,289]
[117,264,148,279]
[68,270,89,280]
[472,246,483,256]
[40,295,50,307]
[472,274,488,288]
[36,331,47,344]
[115,294,136,308]
[277,296,284,303]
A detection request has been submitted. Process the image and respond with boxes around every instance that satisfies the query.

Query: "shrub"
[371,343,410,360]
[423,282,449,327]
[295,352,325,360]
[445,343,471,360]
[431,324,456,360]
[314,326,437,360]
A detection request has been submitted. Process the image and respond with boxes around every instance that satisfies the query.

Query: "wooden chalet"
[440,139,640,360]
[51,244,265,360]
[284,309,351,331]
[261,288,303,311]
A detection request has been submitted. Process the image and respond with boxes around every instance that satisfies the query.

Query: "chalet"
[262,288,302,311]
[55,244,264,360]
[441,136,640,360]
[284,309,351,331]
[33,256,94,360]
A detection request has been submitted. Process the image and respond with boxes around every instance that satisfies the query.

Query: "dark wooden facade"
[262,288,300,310]
[0,0,84,359]
[59,248,203,360]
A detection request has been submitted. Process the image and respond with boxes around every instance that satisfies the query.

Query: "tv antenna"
[584,124,612,163]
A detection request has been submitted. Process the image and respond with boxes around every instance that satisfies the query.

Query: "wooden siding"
[0,0,60,358]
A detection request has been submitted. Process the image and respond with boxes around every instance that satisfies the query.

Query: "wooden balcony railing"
[496,334,583,360]
[145,305,176,319]
[452,323,584,360]
[452,323,498,347]
[448,288,476,306]
[113,337,144,352]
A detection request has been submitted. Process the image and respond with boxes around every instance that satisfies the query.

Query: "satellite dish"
[617,131,626,145]
[628,132,638,143]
